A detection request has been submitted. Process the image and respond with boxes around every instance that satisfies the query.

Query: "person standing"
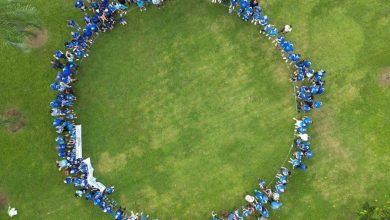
[8,205,18,218]
[280,24,292,34]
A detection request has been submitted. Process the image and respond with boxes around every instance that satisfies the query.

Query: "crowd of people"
[209,0,326,219]
[50,0,325,219]
[50,1,173,219]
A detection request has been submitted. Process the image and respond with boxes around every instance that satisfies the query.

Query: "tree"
[358,201,390,220]
[0,0,40,49]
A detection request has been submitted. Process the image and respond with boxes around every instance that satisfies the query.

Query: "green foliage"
[358,202,390,220]
[0,0,40,48]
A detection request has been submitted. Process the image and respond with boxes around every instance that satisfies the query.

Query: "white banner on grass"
[83,158,106,192]
[75,125,82,159]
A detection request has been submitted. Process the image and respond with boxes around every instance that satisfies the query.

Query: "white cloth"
[8,207,17,217]
[83,158,106,192]
[75,125,82,159]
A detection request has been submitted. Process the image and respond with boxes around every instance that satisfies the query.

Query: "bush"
[358,201,390,220]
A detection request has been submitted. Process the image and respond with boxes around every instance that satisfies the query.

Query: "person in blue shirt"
[74,0,86,11]
[242,207,251,218]
[137,0,146,11]
[228,0,238,14]
[305,150,313,159]
[233,209,244,220]
[140,212,149,220]
[270,201,282,210]
[85,192,93,201]
[105,186,115,195]
[237,0,248,17]
[228,213,236,220]
[259,15,268,26]
[254,202,263,212]
[287,53,300,64]
[55,135,65,144]
[67,20,81,31]
[261,208,269,218]
[106,205,114,214]
[242,6,253,21]
[277,175,288,185]
[114,207,124,220]
[83,28,93,38]
[54,50,65,60]
[64,177,73,184]
[303,59,312,68]
[314,100,322,109]
[251,6,262,25]
[275,184,285,194]
[56,159,68,170]
[254,190,268,204]
[299,163,307,171]
[71,31,81,40]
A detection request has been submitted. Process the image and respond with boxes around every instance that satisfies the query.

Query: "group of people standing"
[49,0,326,219]
[210,0,326,219]
[50,0,171,219]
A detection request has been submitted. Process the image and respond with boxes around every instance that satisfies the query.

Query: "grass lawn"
[0,0,389,219]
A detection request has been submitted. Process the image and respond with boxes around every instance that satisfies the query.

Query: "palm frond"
[0,0,41,48]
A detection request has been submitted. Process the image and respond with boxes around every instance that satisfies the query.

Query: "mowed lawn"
[0,0,389,220]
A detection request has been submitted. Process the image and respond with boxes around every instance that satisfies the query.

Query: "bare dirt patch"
[1,109,27,133]
[379,67,390,86]
[26,28,48,49]
[0,193,7,211]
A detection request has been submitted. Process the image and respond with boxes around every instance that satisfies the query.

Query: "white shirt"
[298,133,309,141]
[284,25,292,32]
[245,195,255,203]
[8,208,18,217]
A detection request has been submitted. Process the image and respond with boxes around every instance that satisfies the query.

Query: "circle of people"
[49,0,325,220]
[209,1,326,220]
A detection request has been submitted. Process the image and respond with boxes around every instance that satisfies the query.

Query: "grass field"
[0,0,389,219]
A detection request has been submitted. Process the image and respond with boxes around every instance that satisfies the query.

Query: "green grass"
[0,0,389,219]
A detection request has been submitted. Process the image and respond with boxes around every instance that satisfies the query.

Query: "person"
[56,159,69,170]
[114,207,124,220]
[140,212,149,220]
[8,205,18,218]
[250,0,258,7]
[297,133,309,141]
[67,20,81,31]
[211,211,219,220]
[280,167,291,177]
[280,24,292,34]
[245,194,255,203]
[137,0,146,11]
[74,0,86,11]
[270,201,282,210]
[152,0,162,8]
[228,0,238,14]
[75,189,85,197]
[51,59,64,69]
[258,179,266,189]
[237,0,249,17]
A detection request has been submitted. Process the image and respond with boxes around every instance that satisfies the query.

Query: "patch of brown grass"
[0,193,7,211]
[26,28,48,49]
[2,109,26,133]
[379,67,390,86]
